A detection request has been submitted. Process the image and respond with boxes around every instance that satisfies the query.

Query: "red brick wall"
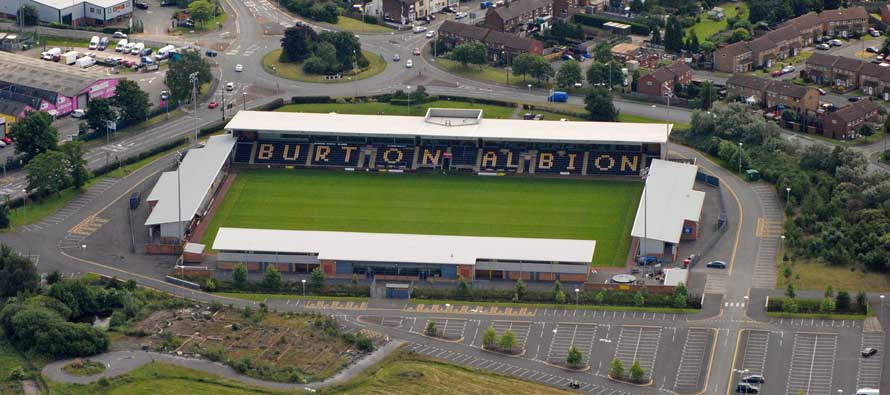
[680,220,699,241]
[637,74,665,97]
[559,273,589,282]
[508,271,531,280]
[458,265,474,280]
[272,263,291,273]
[321,260,336,275]
[217,262,238,270]
[538,272,555,281]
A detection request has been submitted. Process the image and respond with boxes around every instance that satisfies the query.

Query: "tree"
[700,40,716,53]
[633,291,645,307]
[0,204,9,230]
[584,87,618,121]
[556,61,582,88]
[425,320,437,337]
[280,23,317,63]
[85,98,116,132]
[856,291,868,311]
[698,81,717,110]
[859,123,875,142]
[514,278,527,301]
[0,245,40,297]
[650,24,662,45]
[164,50,212,102]
[819,297,835,313]
[60,141,90,190]
[630,360,645,383]
[630,0,644,13]
[511,53,535,80]
[609,358,624,378]
[18,5,38,26]
[457,276,471,298]
[586,61,623,89]
[835,291,851,312]
[748,1,771,24]
[566,346,583,367]
[824,284,834,298]
[309,267,325,294]
[593,41,613,63]
[262,265,282,289]
[482,326,497,349]
[449,43,486,68]
[882,36,890,58]
[555,289,566,304]
[318,31,363,71]
[112,80,150,127]
[25,151,69,197]
[663,17,684,52]
[730,28,750,43]
[10,111,58,163]
[233,264,247,289]
[498,329,517,352]
[631,69,641,91]
[785,282,797,299]
[187,0,214,25]
[529,56,554,83]
[549,20,583,40]
[685,32,700,53]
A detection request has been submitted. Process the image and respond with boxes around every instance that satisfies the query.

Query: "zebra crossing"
[22,178,119,232]
[406,343,633,395]
[751,184,782,289]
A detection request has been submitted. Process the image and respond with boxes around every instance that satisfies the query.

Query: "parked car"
[829,39,843,46]
[455,12,468,19]
[867,47,879,53]
[98,37,109,50]
[205,50,218,57]
[741,375,765,384]
[817,88,826,95]
[736,383,760,394]
[71,109,86,118]
[862,347,878,357]
[413,25,427,33]
[406,59,413,68]
[771,70,784,77]
[849,96,861,102]
[392,54,400,61]
[413,47,421,56]
[160,90,169,100]
[815,43,830,50]
[135,1,149,9]
[112,31,128,39]
[2,136,14,145]
[208,101,220,109]
[706,260,727,269]
[782,65,795,73]
[235,64,243,72]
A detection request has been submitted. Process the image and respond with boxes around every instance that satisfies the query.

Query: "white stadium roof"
[145,134,236,226]
[225,111,672,144]
[212,228,597,266]
[630,159,705,244]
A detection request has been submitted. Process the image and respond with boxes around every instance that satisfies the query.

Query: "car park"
[235,64,243,72]
[406,59,413,68]
[89,36,99,50]
[98,37,109,50]
[392,54,400,61]
[706,260,727,269]
[862,347,878,357]
[226,82,234,91]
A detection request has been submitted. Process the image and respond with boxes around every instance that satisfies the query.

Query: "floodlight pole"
[189,72,199,145]
[641,167,649,262]
[176,151,183,246]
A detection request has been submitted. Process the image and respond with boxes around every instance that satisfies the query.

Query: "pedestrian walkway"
[22,178,119,233]
[750,184,782,289]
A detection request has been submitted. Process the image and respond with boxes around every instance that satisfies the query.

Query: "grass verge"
[105,140,188,178]
[408,299,700,314]
[765,311,866,320]
[47,362,291,395]
[262,49,385,83]
[619,113,691,129]
[202,170,640,267]
[216,292,368,302]
[171,12,229,34]
[435,58,552,89]
[277,100,517,118]
[6,178,99,229]
[777,258,890,292]
[333,16,393,33]
[62,360,106,376]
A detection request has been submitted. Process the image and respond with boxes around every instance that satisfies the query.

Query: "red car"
[771,70,784,77]
[207,101,220,109]
[1,137,13,145]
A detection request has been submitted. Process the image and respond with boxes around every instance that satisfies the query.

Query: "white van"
[155,44,176,60]
[130,42,144,55]
[89,36,99,50]
[116,39,128,52]
[41,47,62,60]
[856,389,880,395]
[76,56,96,69]
[123,42,136,54]
[60,51,79,65]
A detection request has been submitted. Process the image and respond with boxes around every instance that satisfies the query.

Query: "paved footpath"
[42,340,405,389]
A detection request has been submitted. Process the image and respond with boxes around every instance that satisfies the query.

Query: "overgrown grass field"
[202,170,640,267]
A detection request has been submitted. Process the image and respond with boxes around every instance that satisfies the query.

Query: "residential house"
[749,36,779,69]
[764,81,820,113]
[483,0,551,34]
[665,61,693,84]
[788,12,824,45]
[831,56,864,89]
[438,19,490,46]
[805,52,838,85]
[858,62,890,99]
[726,74,772,104]
[765,25,804,59]
[637,62,693,99]
[714,41,752,73]
[819,7,869,37]
[881,4,890,25]
[822,99,882,139]
[437,20,543,64]
[382,0,428,24]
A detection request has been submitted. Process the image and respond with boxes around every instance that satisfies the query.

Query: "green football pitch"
[202,170,642,267]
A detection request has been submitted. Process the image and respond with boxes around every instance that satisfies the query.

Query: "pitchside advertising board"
[241,141,645,175]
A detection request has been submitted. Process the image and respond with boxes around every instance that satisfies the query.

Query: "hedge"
[766,296,867,315]
[209,280,370,298]
[291,96,334,104]
[573,14,650,36]
[411,286,702,309]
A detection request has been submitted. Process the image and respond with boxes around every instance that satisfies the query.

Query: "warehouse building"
[0,0,133,26]
[0,51,119,118]
[213,228,596,282]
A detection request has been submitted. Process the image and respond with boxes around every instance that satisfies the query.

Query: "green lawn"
[202,171,641,267]
[6,178,101,230]
[172,12,228,34]
[47,362,293,395]
[262,49,386,83]
[333,16,393,33]
[0,341,28,395]
[778,259,890,292]
[277,100,517,118]
[216,292,368,302]
[686,2,749,42]
[435,58,552,89]
[619,113,691,130]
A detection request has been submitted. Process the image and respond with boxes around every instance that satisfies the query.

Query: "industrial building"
[0,0,133,26]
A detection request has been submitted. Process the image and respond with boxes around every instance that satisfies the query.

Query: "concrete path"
[42,340,405,390]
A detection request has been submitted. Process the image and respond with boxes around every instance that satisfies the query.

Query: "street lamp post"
[785,187,791,206]
[175,151,183,246]
[738,142,744,174]
[574,288,580,306]
[527,84,532,94]
[301,279,306,296]
[21,189,26,224]
[641,167,649,260]
[780,235,786,261]
[242,92,247,111]
[881,295,886,322]
[81,244,86,255]
[188,72,199,145]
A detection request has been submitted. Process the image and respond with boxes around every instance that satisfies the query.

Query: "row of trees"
[280,24,367,75]
[481,326,519,353]
[284,0,339,23]
[610,358,646,383]
[85,80,151,134]
[8,111,91,197]
[776,279,869,315]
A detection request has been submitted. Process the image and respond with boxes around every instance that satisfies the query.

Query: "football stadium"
[147,108,676,283]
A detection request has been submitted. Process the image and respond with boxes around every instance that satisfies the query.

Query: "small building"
[213,228,596,282]
[858,62,890,99]
[726,74,772,104]
[144,135,236,250]
[382,0,430,24]
[805,52,839,85]
[0,98,33,126]
[0,0,133,26]
[483,0,551,34]
[831,56,865,90]
[713,41,752,73]
[636,61,692,99]
[764,81,819,113]
[819,6,869,38]
[437,20,543,64]
[631,159,705,261]
[822,99,882,139]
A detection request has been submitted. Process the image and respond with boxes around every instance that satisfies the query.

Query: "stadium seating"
[233,142,253,163]
[448,146,479,166]
[253,142,310,165]
[587,152,642,175]
[310,144,361,167]
[373,145,414,168]
[534,151,584,174]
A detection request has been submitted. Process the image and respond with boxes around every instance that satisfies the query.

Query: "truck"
[547,91,568,102]
[41,47,62,61]
[60,51,79,65]
[75,56,96,69]
[155,44,176,60]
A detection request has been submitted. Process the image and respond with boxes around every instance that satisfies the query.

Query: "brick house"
[749,36,780,69]
[665,61,693,84]
[437,20,543,64]
[831,56,864,89]
[819,7,869,38]
[882,4,890,25]
[858,62,890,99]
[726,74,772,104]
[714,41,752,73]
[636,62,693,99]
[483,0,551,34]
[805,52,839,85]
[382,0,428,24]
[438,19,489,46]
[766,25,805,59]
[765,81,820,113]
[789,12,824,45]
[822,99,882,139]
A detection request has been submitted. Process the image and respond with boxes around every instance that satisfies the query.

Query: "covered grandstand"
[225,108,671,176]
